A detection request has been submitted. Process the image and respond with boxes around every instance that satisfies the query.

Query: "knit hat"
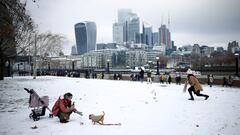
[186,68,193,74]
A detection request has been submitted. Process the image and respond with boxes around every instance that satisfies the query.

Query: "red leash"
[102,123,121,126]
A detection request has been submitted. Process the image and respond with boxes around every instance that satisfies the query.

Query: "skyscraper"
[113,9,140,44]
[127,13,140,43]
[152,32,159,46]
[159,25,171,50]
[75,21,96,55]
[118,9,132,23]
[142,23,152,46]
[71,45,77,55]
[112,22,124,44]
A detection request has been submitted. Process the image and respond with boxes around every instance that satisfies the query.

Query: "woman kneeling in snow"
[52,93,82,123]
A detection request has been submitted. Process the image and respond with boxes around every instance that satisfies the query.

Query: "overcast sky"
[26,0,240,54]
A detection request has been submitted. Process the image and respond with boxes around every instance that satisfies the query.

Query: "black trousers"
[188,86,207,99]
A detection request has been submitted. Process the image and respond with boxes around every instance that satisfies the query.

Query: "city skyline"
[26,0,240,54]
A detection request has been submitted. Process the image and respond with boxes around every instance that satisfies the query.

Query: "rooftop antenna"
[168,11,170,30]
[161,13,164,26]
[142,21,145,34]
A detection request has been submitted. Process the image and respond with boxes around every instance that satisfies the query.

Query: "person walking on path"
[160,74,165,84]
[167,74,172,84]
[139,68,145,82]
[147,70,152,84]
[209,74,214,87]
[184,69,209,101]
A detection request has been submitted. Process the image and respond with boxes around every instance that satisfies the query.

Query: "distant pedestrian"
[113,74,117,80]
[130,74,134,81]
[222,77,228,87]
[175,72,181,85]
[185,69,209,101]
[207,74,210,85]
[168,74,172,84]
[147,70,152,84]
[117,73,122,80]
[228,75,233,87]
[139,68,144,82]
[209,74,214,87]
[101,72,104,79]
[160,74,165,84]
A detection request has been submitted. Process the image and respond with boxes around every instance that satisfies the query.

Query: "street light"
[156,57,159,75]
[235,52,239,77]
[33,31,37,79]
[107,59,110,74]
[48,60,50,71]
[17,63,20,76]
[72,59,75,71]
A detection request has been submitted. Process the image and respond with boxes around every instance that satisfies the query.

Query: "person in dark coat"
[176,73,181,85]
[222,77,228,87]
[139,68,144,82]
[130,74,134,81]
[113,74,117,80]
[207,74,210,85]
[228,75,233,87]
[101,72,104,79]
[168,75,172,84]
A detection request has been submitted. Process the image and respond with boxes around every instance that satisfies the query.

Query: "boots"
[205,95,209,100]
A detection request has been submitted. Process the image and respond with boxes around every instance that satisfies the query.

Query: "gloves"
[69,105,75,111]
[75,111,83,116]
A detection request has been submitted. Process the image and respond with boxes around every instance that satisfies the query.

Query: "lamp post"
[17,63,20,76]
[156,57,159,75]
[235,52,239,77]
[33,32,37,79]
[48,60,50,71]
[72,59,75,71]
[23,60,25,76]
[107,59,110,74]
[31,62,33,75]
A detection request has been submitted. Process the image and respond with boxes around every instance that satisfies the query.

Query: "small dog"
[89,112,105,125]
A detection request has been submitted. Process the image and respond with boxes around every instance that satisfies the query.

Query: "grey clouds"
[26,0,240,54]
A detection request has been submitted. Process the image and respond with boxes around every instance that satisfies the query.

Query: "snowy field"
[0,76,240,135]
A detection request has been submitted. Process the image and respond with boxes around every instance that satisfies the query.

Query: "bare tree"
[28,32,66,59]
[0,0,34,80]
[30,32,66,73]
[0,0,66,80]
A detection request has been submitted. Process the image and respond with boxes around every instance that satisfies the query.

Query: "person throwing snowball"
[184,69,209,101]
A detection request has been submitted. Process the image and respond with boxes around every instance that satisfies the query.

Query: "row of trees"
[190,52,236,68]
[0,0,66,80]
[155,52,236,69]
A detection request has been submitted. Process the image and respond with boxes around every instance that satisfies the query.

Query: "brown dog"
[89,112,105,125]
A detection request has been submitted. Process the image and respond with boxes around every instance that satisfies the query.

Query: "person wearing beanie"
[185,69,209,100]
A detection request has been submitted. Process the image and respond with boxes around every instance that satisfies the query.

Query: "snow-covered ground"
[0,76,240,135]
